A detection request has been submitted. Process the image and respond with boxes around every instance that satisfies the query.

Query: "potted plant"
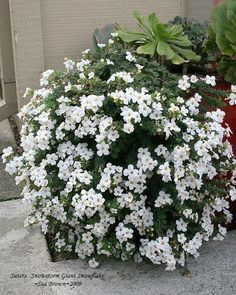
[2,11,236,272]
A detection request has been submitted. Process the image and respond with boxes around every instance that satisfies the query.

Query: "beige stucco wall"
[40,0,187,69]
[8,0,213,113]
[9,0,187,109]
[186,0,212,22]
[0,0,17,120]
[9,0,45,110]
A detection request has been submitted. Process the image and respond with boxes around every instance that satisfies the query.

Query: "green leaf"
[211,0,236,57]
[137,41,157,56]
[225,31,236,45]
[171,53,186,65]
[169,25,183,36]
[170,45,200,61]
[156,41,175,60]
[231,44,236,52]
[133,10,153,36]
[117,30,147,42]
[169,37,192,47]
[148,13,159,34]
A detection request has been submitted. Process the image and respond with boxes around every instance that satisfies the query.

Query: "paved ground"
[0,119,21,201]
[0,159,21,201]
[0,199,235,295]
[0,119,16,153]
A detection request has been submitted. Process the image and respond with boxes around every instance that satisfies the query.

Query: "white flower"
[204,75,216,86]
[135,64,144,71]
[126,51,136,62]
[97,43,106,48]
[111,32,118,37]
[88,258,99,268]
[183,209,192,218]
[190,75,198,83]
[205,109,225,123]
[115,223,134,243]
[123,123,134,134]
[226,92,236,105]
[107,71,134,84]
[158,162,172,182]
[64,82,72,92]
[88,72,95,79]
[40,69,54,86]
[229,187,236,201]
[176,218,187,232]
[106,59,114,65]
[177,233,187,244]
[231,85,236,92]
[63,59,75,72]
[55,238,66,250]
[82,49,90,55]
[178,76,190,91]
[213,225,227,241]
[96,143,109,156]
[2,147,13,162]
[155,191,173,207]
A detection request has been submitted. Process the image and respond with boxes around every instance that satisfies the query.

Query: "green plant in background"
[217,57,236,84]
[207,0,236,83]
[211,0,236,57]
[117,11,200,65]
[169,16,208,58]
[93,23,115,51]
[205,25,221,62]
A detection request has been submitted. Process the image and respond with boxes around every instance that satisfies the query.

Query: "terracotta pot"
[215,77,236,229]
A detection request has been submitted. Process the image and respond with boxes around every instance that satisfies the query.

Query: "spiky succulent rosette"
[2,36,236,270]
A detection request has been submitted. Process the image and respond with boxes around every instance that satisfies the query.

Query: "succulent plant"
[211,0,236,57]
[208,0,236,83]
[93,23,115,51]
[117,11,200,65]
[218,57,236,84]
[169,16,208,57]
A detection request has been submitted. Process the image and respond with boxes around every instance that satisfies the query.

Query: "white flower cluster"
[226,85,236,105]
[3,42,236,271]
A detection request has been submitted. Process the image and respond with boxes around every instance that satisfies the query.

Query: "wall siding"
[9,0,213,112]
[186,0,212,22]
[40,0,186,69]
[9,0,45,109]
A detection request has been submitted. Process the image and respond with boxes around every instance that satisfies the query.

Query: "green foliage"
[117,11,200,65]
[211,0,236,57]
[169,16,208,58]
[218,57,236,84]
[205,25,221,62]
[207,0,236,83]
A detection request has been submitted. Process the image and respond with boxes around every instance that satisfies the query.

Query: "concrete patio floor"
[0,198,235,295]
[0,119,20,201]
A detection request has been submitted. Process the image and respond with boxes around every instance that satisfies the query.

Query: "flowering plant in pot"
[2,12,236,271]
